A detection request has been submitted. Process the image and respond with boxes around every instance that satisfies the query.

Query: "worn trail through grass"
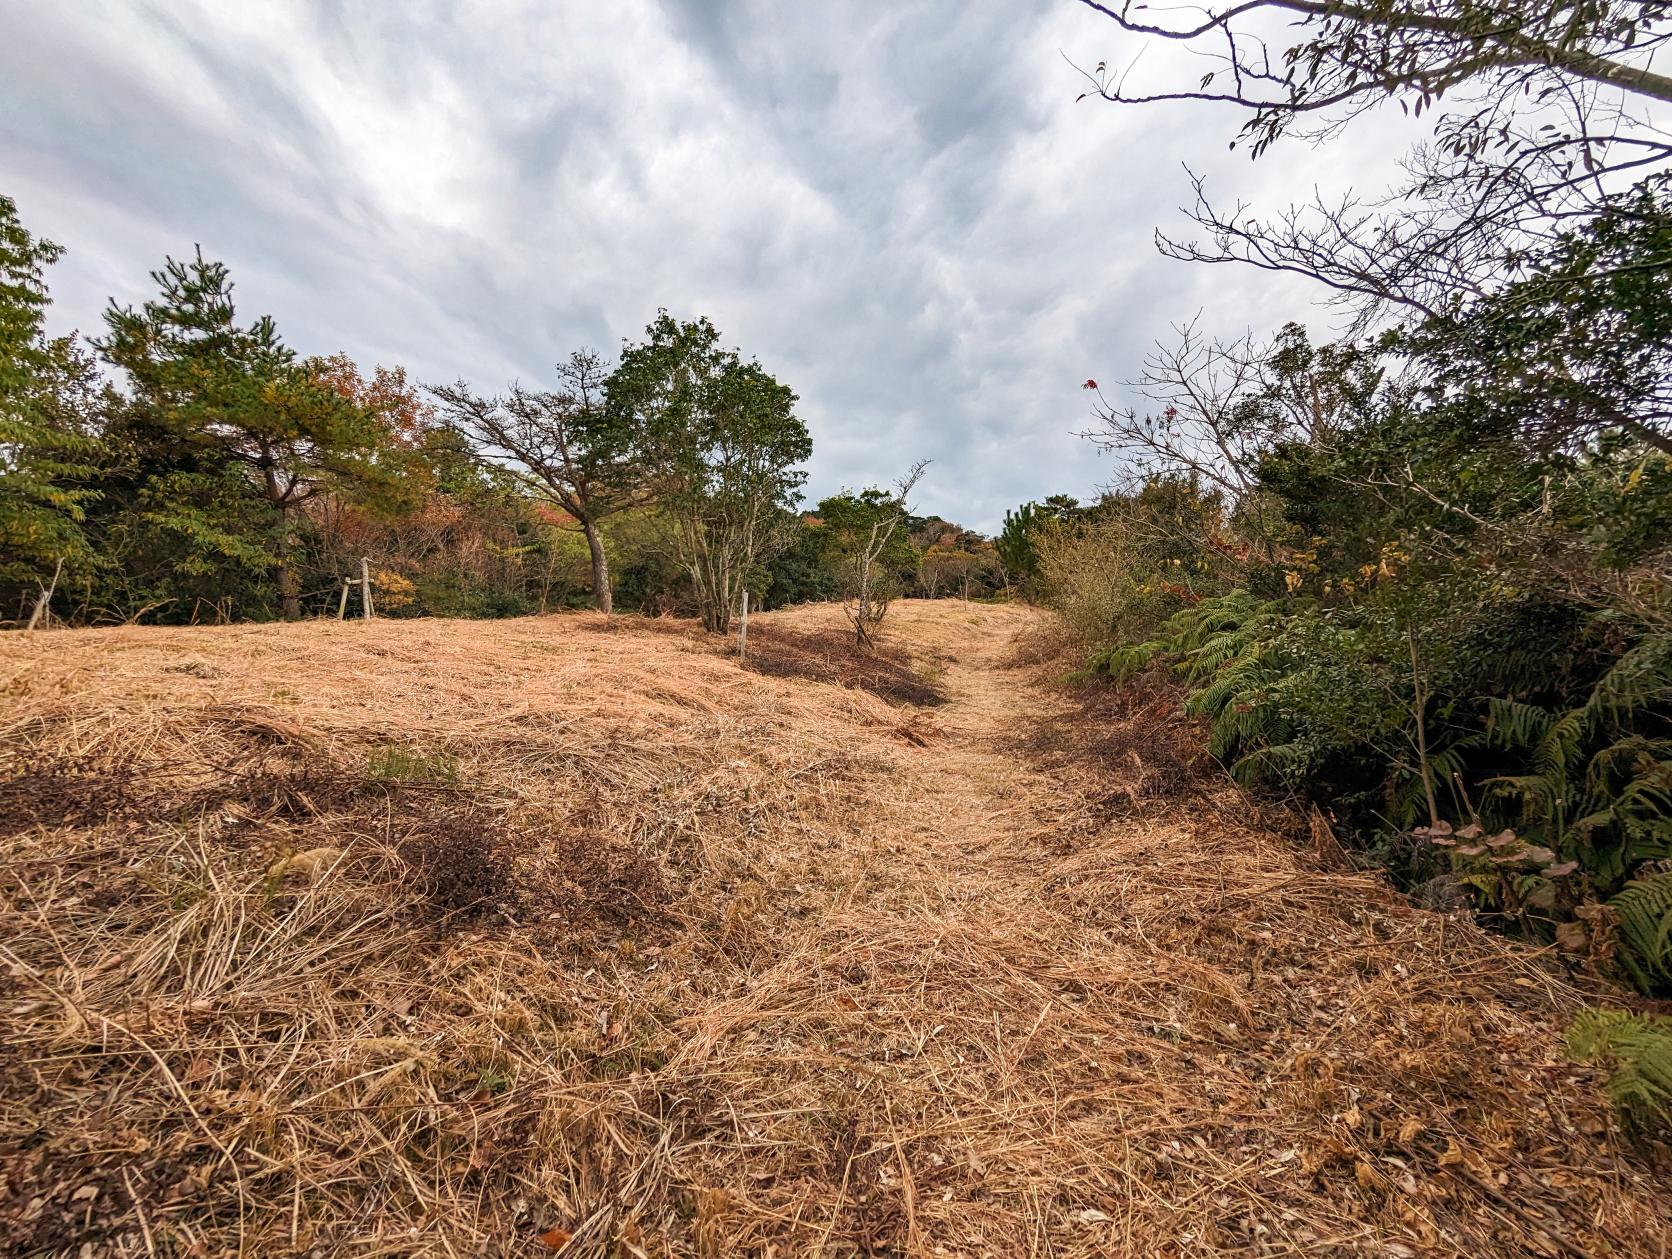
[2,600,1669,1256]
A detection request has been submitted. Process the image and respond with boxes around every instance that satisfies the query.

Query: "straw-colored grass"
[1,599,1667,1256]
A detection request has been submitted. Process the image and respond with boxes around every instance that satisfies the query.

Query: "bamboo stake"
[1409,626,1439,827]
[25,558,63,632]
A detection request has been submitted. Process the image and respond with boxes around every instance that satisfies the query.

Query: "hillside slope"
[2,600,1668,1256]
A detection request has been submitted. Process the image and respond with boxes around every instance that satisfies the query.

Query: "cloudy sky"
[2,1,1402,529]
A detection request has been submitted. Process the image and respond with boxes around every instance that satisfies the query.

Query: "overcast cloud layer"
[2,1,1400,529]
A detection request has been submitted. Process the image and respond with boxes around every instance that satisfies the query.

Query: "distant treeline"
[0,197,1010,630]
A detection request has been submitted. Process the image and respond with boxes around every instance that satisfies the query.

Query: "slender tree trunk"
[267,476,301,621]
[1618,414,1672,459]
[1408,627,1440,827]
[279,557,301,620]
[25,558,63,631]
[582,521,612,615]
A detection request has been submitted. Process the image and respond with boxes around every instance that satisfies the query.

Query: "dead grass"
[1021,667,1213,826]
[0,599,1667,1256]
[739,623,947,708]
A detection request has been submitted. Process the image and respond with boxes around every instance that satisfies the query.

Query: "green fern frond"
[1533,708,1587,792]
[1490,772,1560,811]
[1583,635,1672,734]
[1095,640,1165,682]
[1230,740,1310,787]
[1609,872,1672,991]
[1486,697,1553,749]
[1624,818,1672,867]
[1187,654,1271,718]
[1613,761,1672,823]
[1569,1008,1672,1139]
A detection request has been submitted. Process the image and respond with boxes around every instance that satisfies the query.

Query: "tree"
[430,349,635,614]
[97,251,402,618]
[1397,181,1672,458]
[997,496,1083,590]
[310,353,436,442]
[996,501,1043,589]
[607,313,811,634]
[760,509,840,608]
[1073,0,1672,320]
[1074,0,1672,146]
[820,461,928,647]
[1081,321,1378,499]
[0,194,100,602]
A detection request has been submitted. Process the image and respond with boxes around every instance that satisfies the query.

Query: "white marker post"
[360,557,375,620]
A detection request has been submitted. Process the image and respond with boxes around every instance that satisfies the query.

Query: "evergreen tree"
[97,250,404,618]
[0,194,99,602]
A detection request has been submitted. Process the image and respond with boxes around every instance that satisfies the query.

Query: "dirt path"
[681,600,1672,1256]
[3,600,1669,1257]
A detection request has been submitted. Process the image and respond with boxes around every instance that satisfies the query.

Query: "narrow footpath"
[665,600,1672,1256]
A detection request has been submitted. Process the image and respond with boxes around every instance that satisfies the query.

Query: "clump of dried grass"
[0,600,1668,1256]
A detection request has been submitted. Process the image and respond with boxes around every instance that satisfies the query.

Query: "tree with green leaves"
[429,349,635,614]
[819,461,927,646]
[1073,0,1672,321]
[997,497,1081,591]
[1396,180,1672,459]
[0,194,100,609]
[607,313,811,633]
[97,250,404,618]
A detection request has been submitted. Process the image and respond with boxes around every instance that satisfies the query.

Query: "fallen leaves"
[536,1225,573,1251]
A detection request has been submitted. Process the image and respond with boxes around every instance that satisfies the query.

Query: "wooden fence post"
[738,589,749,660]
[360,557,375,620]
[336,578,350,620]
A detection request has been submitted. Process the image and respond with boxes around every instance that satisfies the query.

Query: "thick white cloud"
[1,0,1414,529]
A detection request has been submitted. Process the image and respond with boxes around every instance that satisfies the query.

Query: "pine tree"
[97,250,405,618]
[0,194,99,600]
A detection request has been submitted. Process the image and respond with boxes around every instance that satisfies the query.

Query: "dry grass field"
[2,600,1669,1256]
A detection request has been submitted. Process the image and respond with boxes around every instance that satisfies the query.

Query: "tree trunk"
[279,557,301,620]
[267,474,301,620]
[583,521,612,615]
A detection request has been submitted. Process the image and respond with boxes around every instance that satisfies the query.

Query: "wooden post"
[738,589,749,660]
[360,557,375,620]
[336,578,350,620]
[25,558,63,632]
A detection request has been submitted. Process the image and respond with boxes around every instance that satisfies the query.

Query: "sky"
[1,0,1409,530]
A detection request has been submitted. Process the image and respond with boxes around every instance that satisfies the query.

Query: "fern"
[1230,740,1310,787]
[1483,631,1672,917]
[1486,697,1553,749]
[1569,1009,1672,1139]
[1583,636,1672,733]
[1090,640,1164,682]
[1610,871,1672,991]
